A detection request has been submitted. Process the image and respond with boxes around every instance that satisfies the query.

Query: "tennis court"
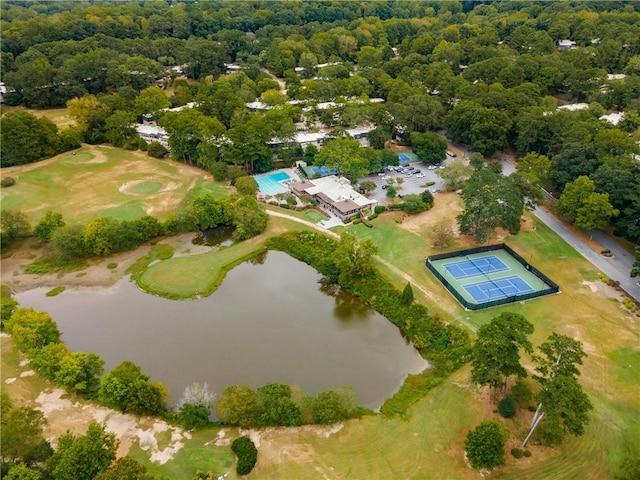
[443,255,508,280]
[299,165,338,178]
[398,152,418,164]
[464,276,535,302]
[426,244,559,310]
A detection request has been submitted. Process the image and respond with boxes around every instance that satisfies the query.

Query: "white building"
[290,175,377,220]
[557,39,577,50]
[600,112,624,126]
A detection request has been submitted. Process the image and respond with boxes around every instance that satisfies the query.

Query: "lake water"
[16,250,428,410]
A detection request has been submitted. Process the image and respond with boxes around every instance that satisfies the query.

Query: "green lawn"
[0,145,228,224]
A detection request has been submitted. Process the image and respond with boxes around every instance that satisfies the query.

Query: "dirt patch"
[35,388,187,462]
[0,233,200,294]
[384,140,412,153]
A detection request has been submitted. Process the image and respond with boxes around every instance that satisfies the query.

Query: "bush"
[1,176,16,188]
[367,213,378,220]
[523,450,532,457]
[374,205,386,214]
[511,448,524,458]
[498,396,516,418]
[231,436,258,476]
[147,141,168,158]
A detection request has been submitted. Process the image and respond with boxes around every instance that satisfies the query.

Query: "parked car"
[382,184,389,189]
[415,173,425,178]
[446,150,457,157]
[413,169,421,173]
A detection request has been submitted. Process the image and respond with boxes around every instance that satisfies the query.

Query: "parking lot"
[363,161,448,204]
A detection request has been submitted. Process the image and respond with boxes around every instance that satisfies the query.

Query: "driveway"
[498,158,640,302]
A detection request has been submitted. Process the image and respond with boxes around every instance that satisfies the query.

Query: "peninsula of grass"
[136,243,267,299]
[45,286,66,297]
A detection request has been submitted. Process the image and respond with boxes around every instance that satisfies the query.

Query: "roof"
[558,103,589,112]
[600,112,624,125]
[296,175,376,210]
[136,124,168,136]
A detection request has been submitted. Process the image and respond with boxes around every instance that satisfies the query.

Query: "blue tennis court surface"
[255,171,291,195]
[464,276,535,303]
[444,255,509,280]
[310,165,338,176]
[398,153,411,164]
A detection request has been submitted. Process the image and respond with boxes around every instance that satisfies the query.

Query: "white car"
[415,173,425,178]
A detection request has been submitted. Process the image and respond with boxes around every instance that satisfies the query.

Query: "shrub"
[1,176,16,188]
[523,450,532,457]
[367,213,378,220]
[374,205,386,214]
[498,396,516,418]
[231,436,258,476]
[147,141,168,158]
[511,448,523,458]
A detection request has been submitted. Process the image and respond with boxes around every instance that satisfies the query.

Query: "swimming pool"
[255,170,292,195]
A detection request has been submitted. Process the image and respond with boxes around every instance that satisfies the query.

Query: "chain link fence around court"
[426,244,560,310]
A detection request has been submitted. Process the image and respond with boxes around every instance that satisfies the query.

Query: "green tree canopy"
[46,423,117,480]
[464,421,506,471]
[471,312,534,400]
[458,168,524,243]
[409,131,447,164]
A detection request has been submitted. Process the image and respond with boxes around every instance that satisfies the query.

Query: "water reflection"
[191,225,235,247]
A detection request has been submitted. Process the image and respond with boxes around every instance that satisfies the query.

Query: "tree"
[67,95,110,143]
[46,423,117,480]
[54,351,104,395]
[232,197,268,241]
[34,211,65,242]
[314,137,369,184]
[515,152,553,192]
[134,86,171,117]
[94,457,156,480]
[471,312,534,400]
[458,168,524,243]
[105,111,137,147]
[464,421,506,471]
[402,194,430,214]
[98,361,150,412]
[83,217,118,257]
[126,381,168,416]
[1,400,49,464]
[216,385,259,427]
[574,192,619,236]
[256,383,301,427]
[311,387,359,425]
[556,175,596,223]
[522,333,591,447]
[334,232,378,285]
[231,436,258,476]
[359,180,377,194]
[51,224,89,259]
[409,131,447,164]
[234,176,259,196]
[4,463,44,480]
[4,308,61,356]
[147,141,168,158]
[175,382,216,430]
[431,224,454,249]
[1,210,31,246]
[437,160,472,191]
[400,282,414,305]
[0,110,62,166]
[385,185,397,198]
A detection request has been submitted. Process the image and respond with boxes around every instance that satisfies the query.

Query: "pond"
[16,251,429,410]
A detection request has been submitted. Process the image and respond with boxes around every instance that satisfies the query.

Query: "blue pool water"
[255,171,291,195]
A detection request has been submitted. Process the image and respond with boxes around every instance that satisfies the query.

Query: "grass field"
[0,145,227,224]
[0,106,75,128]
[1,155,639,479]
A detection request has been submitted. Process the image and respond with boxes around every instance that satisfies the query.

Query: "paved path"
[498,159,640,302]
